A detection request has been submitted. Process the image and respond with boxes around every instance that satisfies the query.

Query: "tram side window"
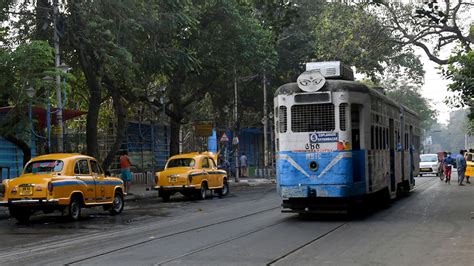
[376,127,380,150]
[382,128,386,150]
[279,106,287,133]
[414,135,420,150]
[405,133,409,151]
[339,103,347,131]
[371,126,375,150]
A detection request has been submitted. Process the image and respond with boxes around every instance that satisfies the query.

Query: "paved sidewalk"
[124,178,276,202]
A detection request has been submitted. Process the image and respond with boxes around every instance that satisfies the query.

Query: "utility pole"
[53,0,64,152]
[234,66,240,182]
[263,73,268,172]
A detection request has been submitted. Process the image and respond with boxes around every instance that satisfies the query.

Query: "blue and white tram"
[274,61,420,212]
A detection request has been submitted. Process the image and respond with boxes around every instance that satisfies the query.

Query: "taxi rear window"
[167,158,195,168]
[24,160,64,174]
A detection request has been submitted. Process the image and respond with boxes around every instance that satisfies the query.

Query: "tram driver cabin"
[274,61,420,213]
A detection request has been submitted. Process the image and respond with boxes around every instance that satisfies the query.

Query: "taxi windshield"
[24,160,64,174]
[420,155,438,163]
[167,158,195,168]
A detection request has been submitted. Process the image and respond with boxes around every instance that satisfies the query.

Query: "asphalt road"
[0,175,473,265]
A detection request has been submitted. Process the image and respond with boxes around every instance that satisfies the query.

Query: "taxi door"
[73,159,96,204]
[202,157,217,188]
[209,157,221,188]
[200,157,213,187]
[90,159,111,202]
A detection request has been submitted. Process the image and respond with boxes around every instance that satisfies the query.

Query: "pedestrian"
[239,152,248,178]
[120,151,133,194]
[465,151,472,184]
[457,149,467,186]
[443,152,454,184]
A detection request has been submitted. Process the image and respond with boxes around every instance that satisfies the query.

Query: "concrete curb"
[123,179,276,202]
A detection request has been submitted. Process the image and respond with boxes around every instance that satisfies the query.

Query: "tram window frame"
[279,106,287,133]
[339,103,347,131]
[290,103,335,132]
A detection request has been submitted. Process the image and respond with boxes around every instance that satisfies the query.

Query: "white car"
[419,154,441,176]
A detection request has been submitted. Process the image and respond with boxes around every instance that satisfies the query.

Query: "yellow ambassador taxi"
[0,153,125,223]
[154,152,229,201]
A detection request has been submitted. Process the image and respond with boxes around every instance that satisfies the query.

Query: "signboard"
[220,133,229,142]
[309,132,338,143]
[232,136,239,145]
[194,123,213,137]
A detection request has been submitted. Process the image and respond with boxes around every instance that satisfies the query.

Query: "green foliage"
[0,40,55,136]
[443,51,474,108]
[312,3,422,80]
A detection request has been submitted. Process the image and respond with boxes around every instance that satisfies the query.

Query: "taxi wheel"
[198,183,208,200]
[9,207,30,224]
[109,192,124,215]
[160,191,170,202]
[217,179,229,197]
[68,198,82,221]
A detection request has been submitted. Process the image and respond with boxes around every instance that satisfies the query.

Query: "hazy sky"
[417,49,459,126]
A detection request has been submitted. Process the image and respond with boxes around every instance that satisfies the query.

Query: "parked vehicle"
[154,152,229,201]
[419,154,441,176]
[0,153,125,223]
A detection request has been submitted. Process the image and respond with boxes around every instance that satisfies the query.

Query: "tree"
[369,1,473,110]
[0,41,55,165]
[371,1,473,65]
[162,0,277,155]
[444,50,474,108]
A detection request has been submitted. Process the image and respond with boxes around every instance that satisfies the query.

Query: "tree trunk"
[77,47,101,159]
[34,0,51,41]
[4,135,31,167]
[101,81,128,170]
[170,119,181,156]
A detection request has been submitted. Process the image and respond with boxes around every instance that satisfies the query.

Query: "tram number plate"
[305,143,320,150]
[20,187,33,196]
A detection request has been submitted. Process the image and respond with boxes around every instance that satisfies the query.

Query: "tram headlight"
[309,161,319,172]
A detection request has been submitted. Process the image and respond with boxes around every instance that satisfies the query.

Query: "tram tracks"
[65,205,281,265]
[69,177,439,265]
[266,176,439,265]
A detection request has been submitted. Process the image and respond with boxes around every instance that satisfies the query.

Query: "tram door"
[389,119,396,192]
[351,104,362,183]
[351,104,361,150]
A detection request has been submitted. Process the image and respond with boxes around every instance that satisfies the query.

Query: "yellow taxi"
[154,152,229,201]
[0,153,125,223]
[465,152,474,180]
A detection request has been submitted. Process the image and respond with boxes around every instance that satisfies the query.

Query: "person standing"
[120,151,133,193]
[443,152,454,184]
[464,150,471,184]
[457,149,467,186]
[239,153,248,178]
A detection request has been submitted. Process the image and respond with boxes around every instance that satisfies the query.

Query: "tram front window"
[291,103,335,132]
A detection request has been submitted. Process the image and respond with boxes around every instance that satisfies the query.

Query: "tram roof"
[275,80,418,117]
